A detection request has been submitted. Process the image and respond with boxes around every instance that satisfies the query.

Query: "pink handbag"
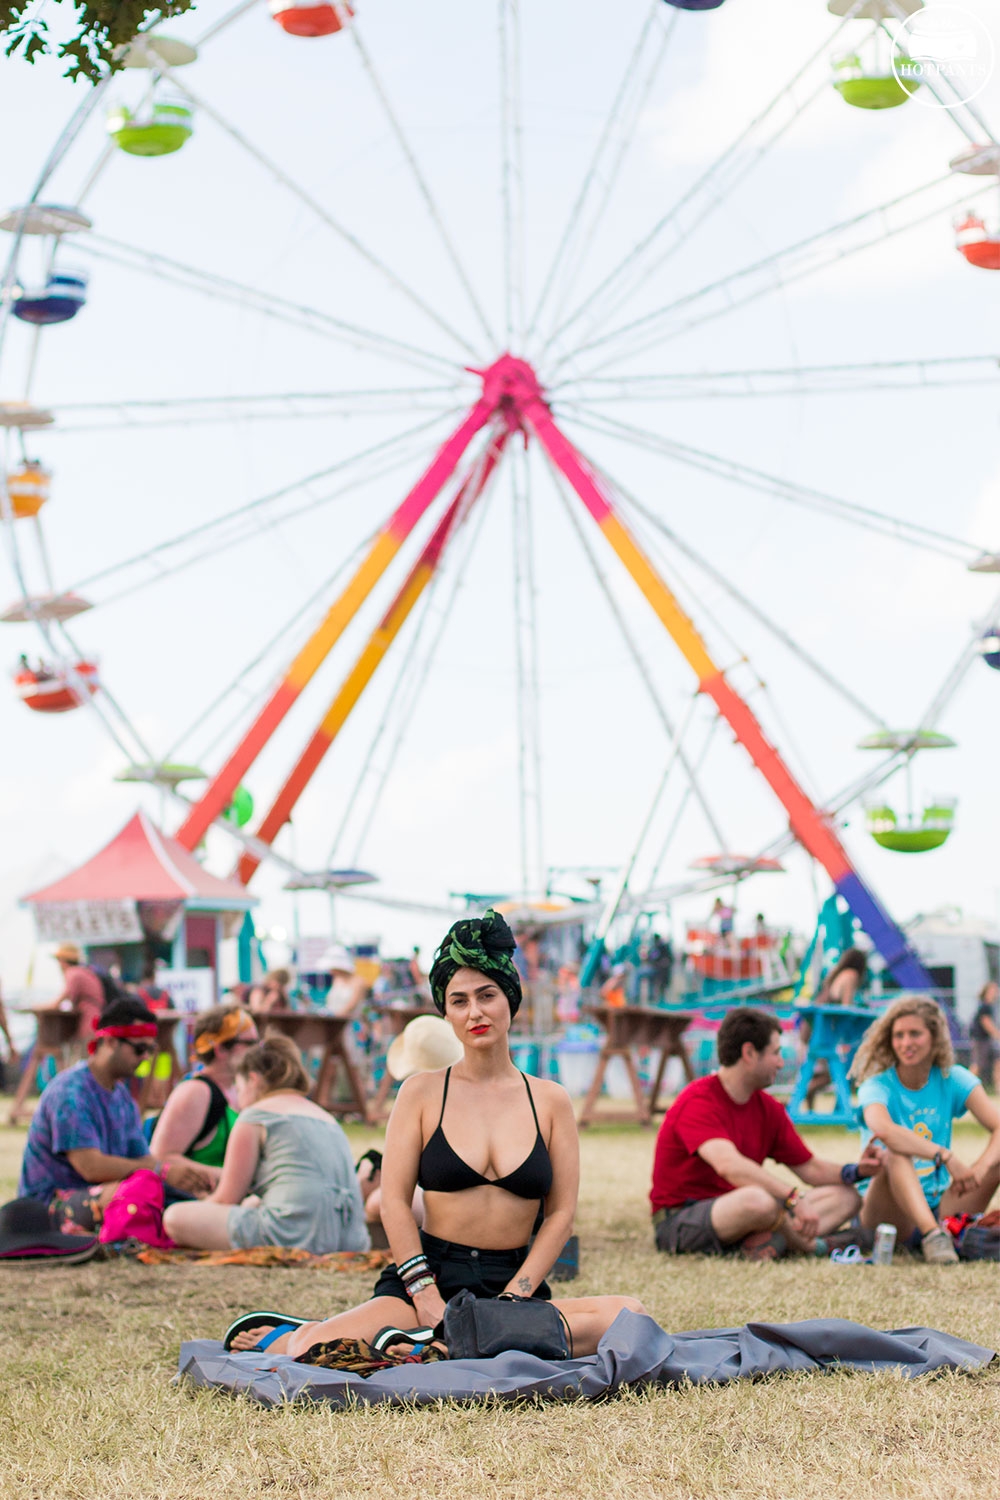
[99,1169,175,1249]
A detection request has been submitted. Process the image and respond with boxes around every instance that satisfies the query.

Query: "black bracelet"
[840,1162,861,1186]
[398,1254,428,1277]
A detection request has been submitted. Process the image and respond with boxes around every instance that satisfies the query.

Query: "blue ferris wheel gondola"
[979,629,1000,670]
[12,271,88,326]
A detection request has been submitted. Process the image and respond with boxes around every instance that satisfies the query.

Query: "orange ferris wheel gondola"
[14,659,99,713]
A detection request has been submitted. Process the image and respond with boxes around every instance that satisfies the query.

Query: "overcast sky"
[1,0,998,991]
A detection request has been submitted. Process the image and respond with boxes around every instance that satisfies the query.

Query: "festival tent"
[21,810,255,998]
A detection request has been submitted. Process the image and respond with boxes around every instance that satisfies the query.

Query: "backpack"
[91,965,129,1009]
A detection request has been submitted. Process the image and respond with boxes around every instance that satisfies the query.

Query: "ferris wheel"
[1,0,999,981]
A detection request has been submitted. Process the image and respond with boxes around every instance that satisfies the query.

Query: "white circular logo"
[891,4,996,109]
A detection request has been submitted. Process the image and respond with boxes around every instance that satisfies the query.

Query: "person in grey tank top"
[163,1035,368,1255]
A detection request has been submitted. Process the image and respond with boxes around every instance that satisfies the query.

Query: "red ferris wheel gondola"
[14,658,99,713]
[269,0,354,38]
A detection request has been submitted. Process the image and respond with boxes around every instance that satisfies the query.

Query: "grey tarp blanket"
[178,1312,995,1408]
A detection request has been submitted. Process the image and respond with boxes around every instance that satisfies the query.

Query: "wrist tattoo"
[516,1275,532,1295]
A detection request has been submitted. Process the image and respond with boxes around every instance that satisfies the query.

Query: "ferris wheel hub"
[468,353,548,434]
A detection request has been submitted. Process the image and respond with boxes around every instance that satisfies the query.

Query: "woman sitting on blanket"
[850,994,1000,1264]
[163,1035,369,1256]
[224,910,644,1360]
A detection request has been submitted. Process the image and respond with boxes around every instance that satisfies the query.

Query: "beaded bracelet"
[405,1275,436,1297]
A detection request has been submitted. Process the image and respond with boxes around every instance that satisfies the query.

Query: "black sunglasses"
[220,1033,258,1052]
[123,1040,155,1058]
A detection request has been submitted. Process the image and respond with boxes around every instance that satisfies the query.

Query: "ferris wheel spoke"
[510,442,544,895]
[917,584,1000,734]
[499,0,526,348]
[560,404,980,561]
[47,386,470,434]
[606,473,889,730]
[78,233,459,377]
[556,174,993,379]
[67,409,461,601]
[348,22,496,350]
[195,0,261,47]
[542,9,860,360]
[526,0,678,348]
[640,715,723,907]
[102,431,459,610]
[556,354,1000,403]
[543,453,729,851]
[165,528,379,768]
[163,69,480,358]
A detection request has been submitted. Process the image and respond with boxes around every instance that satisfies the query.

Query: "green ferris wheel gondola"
[865,801,956,853]
[832,53,918,110]
[108,100,194,158]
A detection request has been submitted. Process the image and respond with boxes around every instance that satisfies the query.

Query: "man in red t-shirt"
[651,1008,881,1258]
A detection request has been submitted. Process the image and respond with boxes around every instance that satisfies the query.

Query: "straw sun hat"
[386,1014,463,1081]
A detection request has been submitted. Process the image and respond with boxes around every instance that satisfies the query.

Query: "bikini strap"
[520,1071,542,1133]
[436,1066,452,1128]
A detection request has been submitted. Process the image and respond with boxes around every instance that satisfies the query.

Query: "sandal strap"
[371,1324,437,1355]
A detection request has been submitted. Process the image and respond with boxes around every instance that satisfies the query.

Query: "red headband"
[88,1022,157,1055]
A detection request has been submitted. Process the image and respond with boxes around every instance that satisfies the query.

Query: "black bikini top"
[417,1067,553,1201]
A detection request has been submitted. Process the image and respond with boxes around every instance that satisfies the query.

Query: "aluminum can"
[872,1222,897,1265]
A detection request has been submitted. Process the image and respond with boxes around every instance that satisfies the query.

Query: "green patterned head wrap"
[429,909,522,1018]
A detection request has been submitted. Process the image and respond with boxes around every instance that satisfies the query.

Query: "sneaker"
[740,1229,787,1262]
[921,1227,960,1265]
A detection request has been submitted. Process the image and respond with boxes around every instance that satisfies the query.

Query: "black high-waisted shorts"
[372,1229,552,1306]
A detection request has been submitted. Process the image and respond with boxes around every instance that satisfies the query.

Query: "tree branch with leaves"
[1,1,196,84]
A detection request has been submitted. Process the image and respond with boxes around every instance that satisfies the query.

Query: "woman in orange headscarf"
[149,1006,259,1179]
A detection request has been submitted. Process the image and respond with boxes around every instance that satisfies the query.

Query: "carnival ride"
[1,0,999,983]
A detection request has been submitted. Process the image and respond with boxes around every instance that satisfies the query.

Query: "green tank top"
[186,1076,239,1168]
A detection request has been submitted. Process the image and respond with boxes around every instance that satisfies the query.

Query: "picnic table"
[262,1008,368,1118]
[579,1004,694,1126]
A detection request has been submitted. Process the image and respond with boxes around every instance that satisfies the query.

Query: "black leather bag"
[441,1288,572,1361]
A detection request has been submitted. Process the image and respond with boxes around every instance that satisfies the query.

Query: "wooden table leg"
[578,1046,612,1126]
[315,1041,369,1119]
[647,1045,671,1119]
[621,1047,650,1125]
[367,1068,397,1123]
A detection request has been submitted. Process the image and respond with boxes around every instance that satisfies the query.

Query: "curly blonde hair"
[849,995,954,1083]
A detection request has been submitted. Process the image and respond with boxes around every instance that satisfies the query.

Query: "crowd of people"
[1,912,998,1371]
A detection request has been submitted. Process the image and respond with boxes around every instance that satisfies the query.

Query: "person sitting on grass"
[162,1035,369,1256]
[850,994,1000,1265]
[15,998,211,1232]
[222,910,644,1361]
[148,1006,259,1184]
[651,1007,882,1259]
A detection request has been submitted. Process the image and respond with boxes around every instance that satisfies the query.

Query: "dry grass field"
[0,1118,997,1500]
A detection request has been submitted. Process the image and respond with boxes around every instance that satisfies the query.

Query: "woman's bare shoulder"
[523,1074,574,1114]
[396,1068,449,1104]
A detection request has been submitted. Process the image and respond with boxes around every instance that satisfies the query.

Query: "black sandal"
[222,1311,312,1352]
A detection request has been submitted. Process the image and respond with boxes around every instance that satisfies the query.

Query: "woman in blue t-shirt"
[850,996,1000,1263]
